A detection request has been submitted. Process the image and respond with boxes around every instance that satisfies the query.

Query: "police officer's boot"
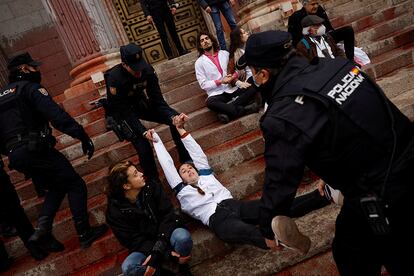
[28,216,65,253]
[24,241,48,260]
[0,242,13,272]
[75,220,108,249]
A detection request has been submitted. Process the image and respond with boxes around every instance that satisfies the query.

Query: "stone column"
[42,0,128,91]
[236,0,302,32]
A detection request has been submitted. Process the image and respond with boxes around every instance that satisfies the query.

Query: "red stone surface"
[2,25,72,97]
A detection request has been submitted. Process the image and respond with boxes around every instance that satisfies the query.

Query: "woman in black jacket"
[106,160,193,276]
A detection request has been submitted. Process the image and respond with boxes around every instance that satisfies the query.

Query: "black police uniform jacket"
[0,81,88,154]
[106,180,183,254]
[258,56,413,239]
[105,64,178,135]
[288,6,335,47]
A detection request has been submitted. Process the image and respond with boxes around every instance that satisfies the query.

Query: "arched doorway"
[113,0,208,63]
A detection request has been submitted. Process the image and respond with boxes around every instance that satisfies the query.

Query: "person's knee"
[171,228,193,256]
[121,253,146,276]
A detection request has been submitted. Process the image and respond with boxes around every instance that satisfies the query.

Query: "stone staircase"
[2,0,414,274]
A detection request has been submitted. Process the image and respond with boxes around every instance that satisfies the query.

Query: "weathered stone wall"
[0,0,72,96]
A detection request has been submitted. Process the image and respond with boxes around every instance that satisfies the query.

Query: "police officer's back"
[243,31,413,275]
[0,52,108,253]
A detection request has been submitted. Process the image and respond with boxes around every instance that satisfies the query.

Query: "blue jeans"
[121,228,193,276]
[210,2,237,51]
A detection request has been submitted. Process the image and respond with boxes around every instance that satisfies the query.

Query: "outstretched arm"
[173,114,210,170]
[152,132,183,189]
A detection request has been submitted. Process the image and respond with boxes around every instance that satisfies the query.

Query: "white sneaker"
[271,216,311,255]
[324,184,344,205]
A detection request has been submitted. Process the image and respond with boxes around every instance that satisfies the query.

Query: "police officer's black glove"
[81,138,94,159]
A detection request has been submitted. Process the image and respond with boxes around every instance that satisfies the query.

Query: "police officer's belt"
[5,134,31,152]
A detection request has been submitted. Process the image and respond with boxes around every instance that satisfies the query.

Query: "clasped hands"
[143,113,188,142]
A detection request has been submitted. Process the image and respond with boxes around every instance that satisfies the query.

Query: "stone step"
[3,232,124,276]
[389,87,414,121]
[153,51,198,83]
[54,90,207,151]
[190,204,340,276]
[354,8,414,48]
[364,25,414,58]
[276,250,340,275]
[16,114,263,221]
[5,149,268,273]
[330,0,389,29]
[325,0,385,19]
[6,158,324,275]
[378,66,414,98]
[364,42,414,79]
[6,106,218,185]
[352,1,413,34]
[59,63,198,119]
[72,251,128,276]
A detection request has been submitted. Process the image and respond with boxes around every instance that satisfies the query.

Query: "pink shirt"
[204,51,223,86]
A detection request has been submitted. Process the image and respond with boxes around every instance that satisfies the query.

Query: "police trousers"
[7,146,88,229]
[209,190,330,249]
[150,5,185,57]
[0,168,34,242]
[332,165,413,276]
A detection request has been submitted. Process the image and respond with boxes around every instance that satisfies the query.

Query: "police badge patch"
[38,88,49,96]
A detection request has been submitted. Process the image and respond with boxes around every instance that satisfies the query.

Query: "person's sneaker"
[79,224,108,249]
[244,102,260,115]
[271,216,311,255]
[25,241,49,260]
[323,184,344,205]
[217,113,230,124]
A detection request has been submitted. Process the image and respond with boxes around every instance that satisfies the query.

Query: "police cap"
[120,43,147,72]
[301,15,325,27]
[7,52,41,70]
[244,30,293,69]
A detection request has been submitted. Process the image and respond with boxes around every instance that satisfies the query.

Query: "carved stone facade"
[113,0,208,63]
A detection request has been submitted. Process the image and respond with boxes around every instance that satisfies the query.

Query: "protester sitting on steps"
[195,32,259,124]
[296,15,345,63]
[151,113,334,254]
[106,160,193,276]
[288,0,355,61]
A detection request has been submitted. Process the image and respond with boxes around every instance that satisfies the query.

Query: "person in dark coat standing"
[140,0,188,59]
[106,160,193,276]
[243,30,413,275]
[288,0,355,61]
[0,53,108,253]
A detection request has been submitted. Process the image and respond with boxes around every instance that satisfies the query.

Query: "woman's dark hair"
[107,160,134,200]
[229,27,244,59]
[197,32,220,57]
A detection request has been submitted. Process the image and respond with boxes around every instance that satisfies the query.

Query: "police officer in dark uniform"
[242,31,413,275]
[140,0,188,59]
[0,157,48,271]
[0,53,108,253]
[105,43,191,180]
